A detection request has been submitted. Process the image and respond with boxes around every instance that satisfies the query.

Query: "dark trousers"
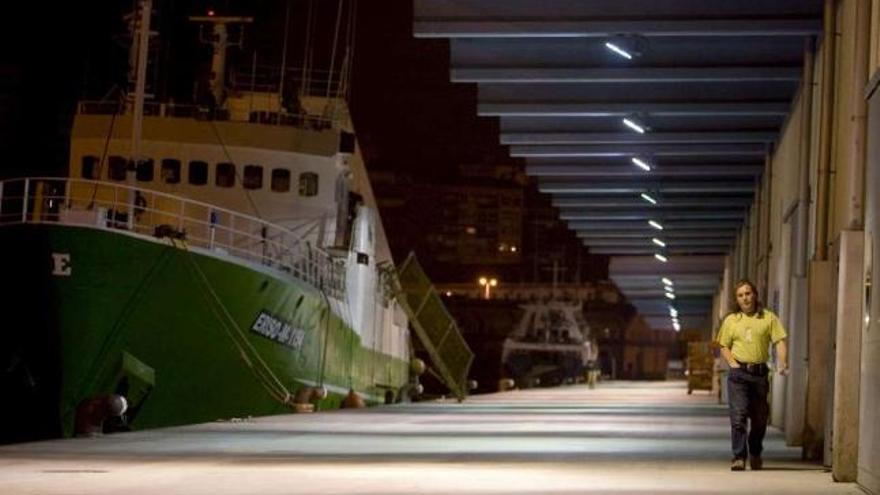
[727,367,769,460]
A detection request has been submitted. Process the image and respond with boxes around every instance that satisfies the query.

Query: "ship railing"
[76,101,337,132]
[229,66,347,100]
[0,177,346,298]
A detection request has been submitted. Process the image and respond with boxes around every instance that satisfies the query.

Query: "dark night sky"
[0,0,516,181]
[350,1,519,179]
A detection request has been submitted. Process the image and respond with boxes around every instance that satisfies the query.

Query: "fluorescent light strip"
[662,277,673,286]
[631,157,651,171]
[648,220,664,230]
[604,42,633,60]
[665,291,676,299]
[673,322,681,331]
[622,118,646,134]
[652,238,666,247]
[655,253,668,263]
[640,193,657,205]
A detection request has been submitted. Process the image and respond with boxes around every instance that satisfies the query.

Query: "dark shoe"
[750,456,763,470]
[731,458,745,471]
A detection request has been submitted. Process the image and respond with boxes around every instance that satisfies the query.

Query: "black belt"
[736,360,768,375]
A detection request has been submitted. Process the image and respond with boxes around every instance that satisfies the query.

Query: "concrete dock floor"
[0,381,862,494]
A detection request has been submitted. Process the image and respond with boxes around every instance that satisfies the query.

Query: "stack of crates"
[686,341,715,394]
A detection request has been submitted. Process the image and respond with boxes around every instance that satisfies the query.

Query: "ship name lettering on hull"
[251,310,306,350]
[52,253,72,276]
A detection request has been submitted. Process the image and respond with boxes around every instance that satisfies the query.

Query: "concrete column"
[801,0,838,461]
[732,232,742,283]
[771,219,793,429]
[785,39,815,447]
[762,154,774,295]
[718,255,733,319]
[771,341,787,428]
[828,0,870,481]
[832,230,863,481]
[711,293,720,333]
[754,179,765,292]
[785,274,808,445]
[723,254,733,309]
[740,222,750,281]
[857,59,880,494]
[803,260,833,460]
[748,208,758,280]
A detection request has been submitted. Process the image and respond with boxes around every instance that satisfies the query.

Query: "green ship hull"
[0,223,408,442]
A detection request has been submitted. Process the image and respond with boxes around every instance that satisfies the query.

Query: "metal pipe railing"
[76,100,338,130]
[0,177,345,297]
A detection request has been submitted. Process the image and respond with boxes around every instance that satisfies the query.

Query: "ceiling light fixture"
[673,322,681,331]
[655,253,668,263]
[652,238,666,247]
[631,157,651,171]
[662,277,673,286]
[665,291,676,299]
[648,220,664,230]
[640,193,657,205]
[622,117,646,134]
[604,41,633,60]
[670,308,678,317]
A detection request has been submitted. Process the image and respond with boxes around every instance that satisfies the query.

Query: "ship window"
[81,155,100,179]
[161,159,181,184]
[108,156,127,181]
[243,165,263,190]
[216,163,235,188]
[299,172,318,197]
[188,161,208,185]
[271,168,291,192]
[135,159,154,182]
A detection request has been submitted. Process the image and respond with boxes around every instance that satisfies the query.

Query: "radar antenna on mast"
[189,13,254,108]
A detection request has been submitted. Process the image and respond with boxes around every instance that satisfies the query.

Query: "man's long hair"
[725,279,765,321]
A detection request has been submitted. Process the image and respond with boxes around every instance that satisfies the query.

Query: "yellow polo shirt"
[716,309,787,364]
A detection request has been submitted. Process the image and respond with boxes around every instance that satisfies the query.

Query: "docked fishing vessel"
[0,4,443,442]
[502,301,597,388]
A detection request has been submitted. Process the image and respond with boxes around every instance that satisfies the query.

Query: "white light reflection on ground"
[0,381,861,494]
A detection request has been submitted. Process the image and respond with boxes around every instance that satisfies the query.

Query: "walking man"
[715,279,788,471]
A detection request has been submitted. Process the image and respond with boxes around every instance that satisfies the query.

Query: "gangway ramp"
[394,253,474,400]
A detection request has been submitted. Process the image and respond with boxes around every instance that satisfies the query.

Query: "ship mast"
[129,0,152,167]
[123,0,156,224]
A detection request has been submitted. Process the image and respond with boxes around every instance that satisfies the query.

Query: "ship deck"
[0,381,860,494]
